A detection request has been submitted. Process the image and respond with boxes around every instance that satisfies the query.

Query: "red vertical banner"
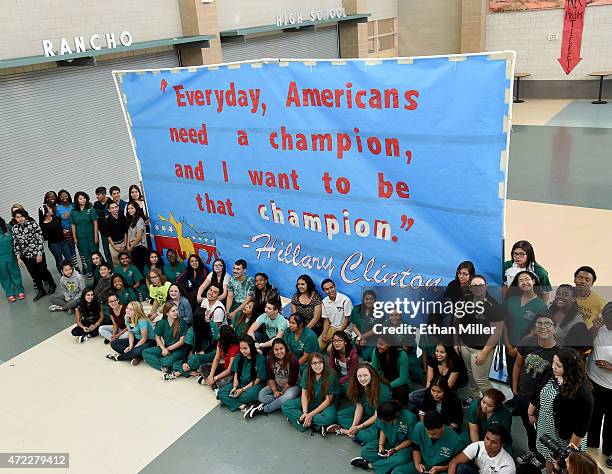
[558,0,586,74]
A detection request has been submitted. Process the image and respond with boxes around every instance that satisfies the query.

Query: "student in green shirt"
[163,249,186,284]
[463,388,512,452]
[402,411,464,474]
[168,307,218,380]
[143,250,164,281]
[350,290,378,362]
[111,274,137,305]
[142,301,187,374]
[0,217,24,301]
[502,240,552,303]
[114,252,147,301]
[217,335,267,412]
[69,192,98,278]
[351,400,417,473]
[327,363,391,444]
[232,300,256,337]
[283,313,320,368]
[371,336,411,403]
[282,352,339,435]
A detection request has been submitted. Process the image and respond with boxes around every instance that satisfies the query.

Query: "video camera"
[539,434,577,473]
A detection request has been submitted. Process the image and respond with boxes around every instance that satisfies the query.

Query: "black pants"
[71,326,100,338]
[587,378,611,455]
[130,245,148,276]
[391,384,411,407]
[111,337,155,361]
[515,392,537,452]
[23,254,55,289]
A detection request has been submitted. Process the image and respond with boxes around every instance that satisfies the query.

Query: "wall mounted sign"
[42,31,133,57]
[276,8,347,27]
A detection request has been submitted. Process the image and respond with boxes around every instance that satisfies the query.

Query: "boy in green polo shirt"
[351,400,418,473]
[400,411,464,474]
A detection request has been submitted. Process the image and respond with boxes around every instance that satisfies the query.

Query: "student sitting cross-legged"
[142,301,188,377]
[327,363,391,444]
[350,399,418,473]
[417,377,463,432]
[197,324,240,389]
[217,335,267,413]
[281,352,339,437]
[48,260,85,312]
[107,301,156,365]
[245,338,301,418]
[448,425,515,474]
[402,411,464,474]
[168,307,219,380]
[247,298,288,355]
[70,287,104,343]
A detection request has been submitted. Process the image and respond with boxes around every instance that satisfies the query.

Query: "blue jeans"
[48,241,72,274]
[408,388,427,406]
[258,384,301,413]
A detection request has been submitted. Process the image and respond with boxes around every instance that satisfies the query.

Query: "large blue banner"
[115,54,513,300]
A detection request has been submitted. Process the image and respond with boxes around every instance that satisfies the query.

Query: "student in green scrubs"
[168,306,219,380]
[111,274,137,305]
[143,250,164,281]
[163,249,186,284]
[283,313,320,368]
[350,290,378,362]
[327,363,391,444]
[0,217,24,302]
[351,400,418,473]
[142,301,188,375]
[403,411,464,474]
[69,191,98,278]
[217,335,267,412]
[232,300,256,337]
[114,252,146,301]
[463,388,512,452]
[371,336,411,403]
[281,352,339,435]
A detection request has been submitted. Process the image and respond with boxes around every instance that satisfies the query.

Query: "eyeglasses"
[512,252,527,257]
[150,275,158,279]
[535,321,553,328]
[108,299,118,304]
[470,283,486,288]
[458,271,470,277]
[310,361,324,367]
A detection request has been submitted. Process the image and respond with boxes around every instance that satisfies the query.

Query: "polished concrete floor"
[1,99,611,473]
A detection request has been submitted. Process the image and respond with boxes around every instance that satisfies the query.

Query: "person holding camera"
[586,302,612,469]
[448,424,515,474]
[528,348,594,474]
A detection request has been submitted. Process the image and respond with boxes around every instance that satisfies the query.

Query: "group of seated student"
[6,199,612,474]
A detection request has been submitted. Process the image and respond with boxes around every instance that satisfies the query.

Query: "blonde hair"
[127,301,147,327]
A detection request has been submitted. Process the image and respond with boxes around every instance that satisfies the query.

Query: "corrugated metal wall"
[222,26,339,62]
[0,50,179,216]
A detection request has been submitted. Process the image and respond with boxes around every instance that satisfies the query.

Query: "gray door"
[222,25,339,62]
[0,50,179,215]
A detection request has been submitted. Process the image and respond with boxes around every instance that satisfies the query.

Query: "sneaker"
[18,293,25,300]
[8,296,16,303]
[606,455,612,469]
[106,353,119,361]
[130,358,142,366]
[516,451,535,465]
[103,339,110,345]
[351,437,366,447]
[242,405,254,418]
[320,425,327,438]
[79,335,87,343]
[350,457,370,470]
[326,424,344,435]
[162,372,176,381]
[462,397,474,408]
[249,403,265,418]
[530,456,544,469]
[196,375,205,385]
[48,304,63,312]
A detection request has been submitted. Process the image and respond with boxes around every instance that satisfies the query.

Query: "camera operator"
[448,424,515,474]
[528,348,593,474]
[586,302,612,469]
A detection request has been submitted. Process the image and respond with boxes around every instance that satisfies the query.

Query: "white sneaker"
[48,304,63,312]
[79,335,87,343]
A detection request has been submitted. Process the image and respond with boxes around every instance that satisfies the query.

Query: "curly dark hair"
[556,347,592,399]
